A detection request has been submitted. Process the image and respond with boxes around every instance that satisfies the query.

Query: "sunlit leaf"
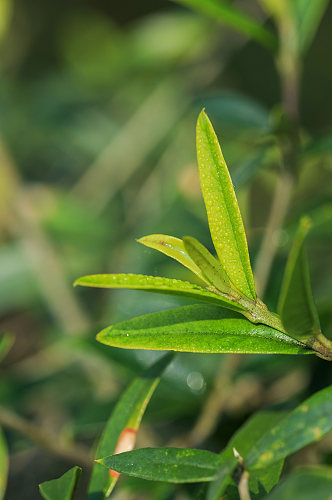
[137,234,208,284]
[96,304,311,355]
[196,110,256,300]
[278,217,320,340]
[245,384,332,469]
[264,467,332,500]
[183,236,231,293]
[98,447,225,483]
[74,273,244,312]
[39,466,82,500]
[172,0,277,50]
[0,429,8,500]
[88,353,174,499]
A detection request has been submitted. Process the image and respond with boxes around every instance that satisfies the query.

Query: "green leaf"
[292,0,329,54]
[207,411,286,500]
[0,429,8,500]
[206,458,238,500]
[278,217,320,341]
[0,333,14,363]
[97,304,311,355]
[39,466,82,500]
[226,411,286,494]
[264,467,332,500]
[172,0,277,51]
[183,236,231,294]
[196,110,256,300]
[98,447,224,483]
[137,234,208,284]
[88,353,174,499]
[74,273,243,312]
[245,383,332,469]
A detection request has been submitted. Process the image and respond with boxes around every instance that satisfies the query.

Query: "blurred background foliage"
[0,0,331,498]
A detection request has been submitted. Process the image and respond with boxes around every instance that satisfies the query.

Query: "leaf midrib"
[203,119,253,297]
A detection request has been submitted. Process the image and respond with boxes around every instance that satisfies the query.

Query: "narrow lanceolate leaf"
[88,353,174,500]
[98,447,224,483]
[245,384,332,470]
[264,466,332,500]
[207,411,286,500]
[278,217,320,341]
[172,0,277,51]
[0,333,14,363]
[74,274,244,312]
[39,466,82,500]
[137,234,209,284]
[292,0,329,54]
[97,304,311,356]
[206,458,238,500]
[183,236,231,294]
[196,110,256,300]
[226,411,286,495]
[0,429,8,500]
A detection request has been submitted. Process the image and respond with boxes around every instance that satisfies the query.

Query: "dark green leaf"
[292,0,329,53]
[206,458,237,500]
[183,236,231,293]
[0,333,14,363]
[0,429,8,500]
[74,273,243,312]
[226,411,286,494]
[172,0,277,50]
[137,234,208,284]
[196,110,256,300]
[97,304,311,355]
[98,447,224,483]
[39,466,82,500]
[245,384,332,469]
[264,466,332,500]
[199,93,270,133]
[278,217,320,340]
[207,411,286,500]
[88,353,174,499]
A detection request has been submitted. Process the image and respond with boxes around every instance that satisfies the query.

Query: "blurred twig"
[254,7,300,298]
[0,406,92,468]
[0,140,91,335]
[15,193,91,334]
[254,170,294,297]
[71,79,187,214]
[185,354,242,446]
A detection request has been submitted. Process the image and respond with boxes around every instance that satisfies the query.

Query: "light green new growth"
[137,234,209,284]
[196,110,256,300]
[183,236,231,294]
[75,111,332,361]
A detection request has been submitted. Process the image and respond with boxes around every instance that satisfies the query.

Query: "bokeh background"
[0,0,332,498]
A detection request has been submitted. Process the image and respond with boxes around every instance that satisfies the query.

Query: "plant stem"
[185,354,242,447]
[238,470,251,500]
[255,7,300,298]
[254,170,294,297]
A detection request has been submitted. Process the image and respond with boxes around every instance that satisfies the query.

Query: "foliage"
[0,0,331,499]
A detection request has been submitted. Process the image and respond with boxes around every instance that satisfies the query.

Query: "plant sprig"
[75,110,332,360]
